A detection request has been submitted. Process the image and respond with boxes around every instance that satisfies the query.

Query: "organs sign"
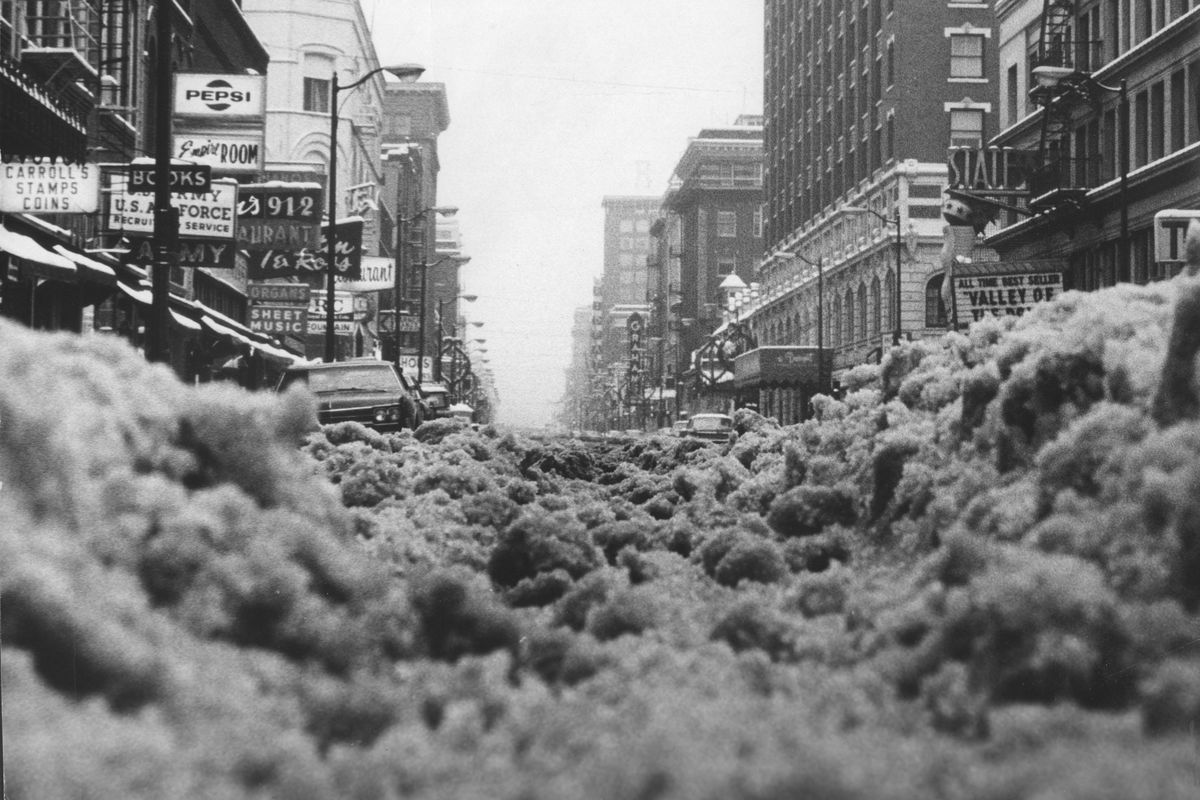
[953,270,1063,324]
[105,177,238,240]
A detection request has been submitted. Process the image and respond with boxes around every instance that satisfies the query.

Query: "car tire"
[398,395,418,430]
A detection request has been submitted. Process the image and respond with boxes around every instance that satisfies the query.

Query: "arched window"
[857,283,867,340]
[884,268,895,332]
[926,274,949,327]
[870,277,881,338]
[832,295,842,348]
[844,288,855,343]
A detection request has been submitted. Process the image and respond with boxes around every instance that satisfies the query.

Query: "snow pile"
[5,259,1200,799]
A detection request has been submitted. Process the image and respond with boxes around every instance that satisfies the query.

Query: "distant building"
[662,116,765,415]
[378,79,453,369]
[748,0,999,423]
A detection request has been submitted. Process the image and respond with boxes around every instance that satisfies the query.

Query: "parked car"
[670,420,689,437]
[418,382,451,419]
[684,413,735,443]
[275,360,420,432]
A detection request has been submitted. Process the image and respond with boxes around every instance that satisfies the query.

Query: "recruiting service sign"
[106,177,238,240]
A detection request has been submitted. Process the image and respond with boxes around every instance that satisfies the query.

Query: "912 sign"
[236,183,323,252]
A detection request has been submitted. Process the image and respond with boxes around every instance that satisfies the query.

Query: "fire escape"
[1026,0,1122,215]
[17,0,140,161]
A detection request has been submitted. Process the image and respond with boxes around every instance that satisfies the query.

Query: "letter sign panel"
[106,177,238,240]
[236,183,324,253]
[0,159,100,213]
[127,163,212,194]
[173,131,264,173]
[174,74,266,118]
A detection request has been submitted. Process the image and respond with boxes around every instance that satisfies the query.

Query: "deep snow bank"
[4,270,1200,799]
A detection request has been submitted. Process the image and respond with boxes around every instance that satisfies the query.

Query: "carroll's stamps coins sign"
[236,183,323,252]
[250,305,307,336]
[174,74,266,118]
[954,271,1063,324]
[0,159,100,213]
[106,178,238,240]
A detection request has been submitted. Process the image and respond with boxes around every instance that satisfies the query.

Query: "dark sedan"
[275,360,419,432]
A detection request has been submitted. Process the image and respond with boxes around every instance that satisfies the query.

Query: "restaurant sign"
[0,158,100,213]
[246,219,362,279]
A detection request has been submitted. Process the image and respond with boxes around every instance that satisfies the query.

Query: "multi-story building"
[377,78,453,376]
[593,195,658,425]
[972,1,1200,293]
[241,0,392,359]
[1,0,281,385]
[742,0,999,423]
[661,115,765,416]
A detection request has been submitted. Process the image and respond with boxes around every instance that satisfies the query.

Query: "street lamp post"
[844,206,902,344]
[324,62,425,362]
[393,206,460,380]
[417,253,470,383]
[436,293,477,385]
[793,252,826,395]
[147,0,178,364]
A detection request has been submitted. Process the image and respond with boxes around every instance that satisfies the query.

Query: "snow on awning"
[0,224,75,280]
[53,244,116,282]
[116,281,152,305]
[170,309,202,330]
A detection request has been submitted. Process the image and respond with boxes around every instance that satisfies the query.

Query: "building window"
[303,52,335,113]
[384,114,411,137]
[303,77,331,113]
[1006,64,1019,125]
[717,257,736,275]
[949,34,984,79]
[753,205,764,238]
[870,277,881,337]
[949,108,985,147]
[716,211,737,237]
[925,275,948,327]
[844,288,855,343]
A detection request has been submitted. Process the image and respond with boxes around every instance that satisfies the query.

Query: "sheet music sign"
[246,219,363,280]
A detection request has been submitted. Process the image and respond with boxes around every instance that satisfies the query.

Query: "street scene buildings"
[0,0,492,418]
[562,1,1200,432]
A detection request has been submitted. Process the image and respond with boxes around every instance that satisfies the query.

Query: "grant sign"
[953,270,1063,324]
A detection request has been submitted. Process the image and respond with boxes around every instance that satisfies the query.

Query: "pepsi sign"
[174,74,265,118]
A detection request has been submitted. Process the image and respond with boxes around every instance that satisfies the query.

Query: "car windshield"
[691,416,732,430]
[285,366,401,393]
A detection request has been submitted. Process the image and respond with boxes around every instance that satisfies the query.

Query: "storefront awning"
[170,309,202,331]
[0,224,75,280]
[53,245,116,283]
[116,281,152,305]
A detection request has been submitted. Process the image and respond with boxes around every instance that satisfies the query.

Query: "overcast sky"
[363,0,764,428]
